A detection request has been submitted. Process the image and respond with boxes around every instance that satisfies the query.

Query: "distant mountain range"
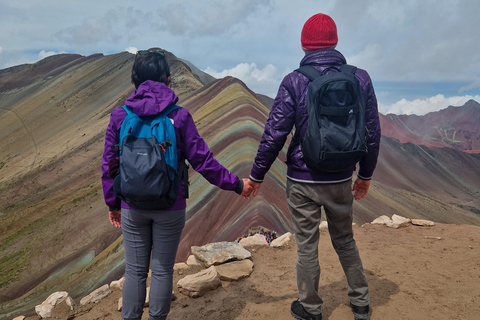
[0,50,479,319]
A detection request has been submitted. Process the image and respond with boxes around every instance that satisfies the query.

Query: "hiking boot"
[350,303,370,320]
[290,300,322,320]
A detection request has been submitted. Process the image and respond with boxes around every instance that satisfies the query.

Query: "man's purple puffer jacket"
[250,48,381,184]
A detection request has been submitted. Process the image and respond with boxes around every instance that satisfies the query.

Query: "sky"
[1,0,479,115]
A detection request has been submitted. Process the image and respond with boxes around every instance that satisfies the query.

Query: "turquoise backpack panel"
[119,104,180,170]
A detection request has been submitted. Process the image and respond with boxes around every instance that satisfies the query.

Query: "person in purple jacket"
[101,49,252,320]
[245,13,381,320]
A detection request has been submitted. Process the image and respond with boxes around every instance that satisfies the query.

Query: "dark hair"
[131,51,170,89]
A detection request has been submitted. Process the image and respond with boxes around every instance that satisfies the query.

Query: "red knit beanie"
[301,13,338,50]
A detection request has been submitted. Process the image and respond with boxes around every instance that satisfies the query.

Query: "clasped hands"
[241,178,261,199]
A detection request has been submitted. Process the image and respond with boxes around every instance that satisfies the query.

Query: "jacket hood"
[300,48,347,68]
[124,80,179,116]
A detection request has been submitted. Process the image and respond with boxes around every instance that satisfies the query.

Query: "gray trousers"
[121,208,185,320]
[286,179,369,314]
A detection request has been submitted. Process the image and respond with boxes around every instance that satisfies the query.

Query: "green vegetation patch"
[0,248,29,289]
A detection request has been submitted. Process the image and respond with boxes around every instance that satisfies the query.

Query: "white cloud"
[380,94,480,115]
[125,47,137,54]
[38,50,65,60]
[203,63,285,97]
[459,80,480,93]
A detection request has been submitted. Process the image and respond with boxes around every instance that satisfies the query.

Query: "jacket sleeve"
[179,109,243,194]
[357,70,381,180]
[101,109,122,211]
[250,75,296,183]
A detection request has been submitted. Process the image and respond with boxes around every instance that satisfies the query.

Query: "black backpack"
[112,105,188,209]
[296,64,367,172]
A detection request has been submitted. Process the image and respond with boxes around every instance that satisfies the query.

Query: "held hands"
[352,178,370,200]
[242,178,261,199]
[109,210,121,229]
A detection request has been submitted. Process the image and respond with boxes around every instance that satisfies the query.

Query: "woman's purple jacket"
[101,80,243,211]
[250,49,381,184]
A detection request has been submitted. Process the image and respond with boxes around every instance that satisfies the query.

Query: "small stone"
[35,291,75,318]
[412,219,435,226]
[177,266,222,298]
[215,259,254,281]
[372,215,392,225]
[270,232,293,248]
[80,284,111,305]
[425,236,442,240]
[186,255,203,266]
[319,221,328,230]
[239,234,268,247]
[174,262,189,270]
[13,316,26,320]
[110,277,125,291]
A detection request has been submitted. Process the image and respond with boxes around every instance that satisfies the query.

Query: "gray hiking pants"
[286,179,369,314]
[121,208,185,320]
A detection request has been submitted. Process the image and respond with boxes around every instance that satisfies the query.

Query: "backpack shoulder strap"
[339,64,357,75]
[295,65,323,82]
[162,104,182,116]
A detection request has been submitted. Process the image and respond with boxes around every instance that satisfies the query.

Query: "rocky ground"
[16,221,480,320]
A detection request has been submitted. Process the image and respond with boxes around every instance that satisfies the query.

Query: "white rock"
[386,214,411,228]
[412,219,435,226]
[13,316,26,320]
[215,259,254,281]
[270,232,293,248]
[186,254,203,266]
[239,234,268,247]
[319,221,328,230]
[117,297,123,311]
[110,277,125,291]
[191,241,251,267]
[392,214,411,223]
[35,291,74,318]
[177,266,222,298]
[80,284,111,305]
[371,215,392,225]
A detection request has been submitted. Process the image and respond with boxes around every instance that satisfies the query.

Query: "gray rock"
[177,266,222,298]
[191,241,251,267]
[215,259,254,281]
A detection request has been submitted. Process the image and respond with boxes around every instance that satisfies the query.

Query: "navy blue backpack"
[113,105,188,209]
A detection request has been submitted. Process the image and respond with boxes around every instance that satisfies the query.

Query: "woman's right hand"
[109,210,121,228]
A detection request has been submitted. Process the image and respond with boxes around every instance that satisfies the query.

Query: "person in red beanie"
[245,13,380,320]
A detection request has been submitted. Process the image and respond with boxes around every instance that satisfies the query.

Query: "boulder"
[215,259,254,281]
[35,291,74,318]
[239,234,268,247]
[270,232,293,248]
[177,266,222,298]
[110,277,125,291]
[412,219,435,226]
[80,284,111,305]
[191,241,251,267]
[372,215,392,225]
